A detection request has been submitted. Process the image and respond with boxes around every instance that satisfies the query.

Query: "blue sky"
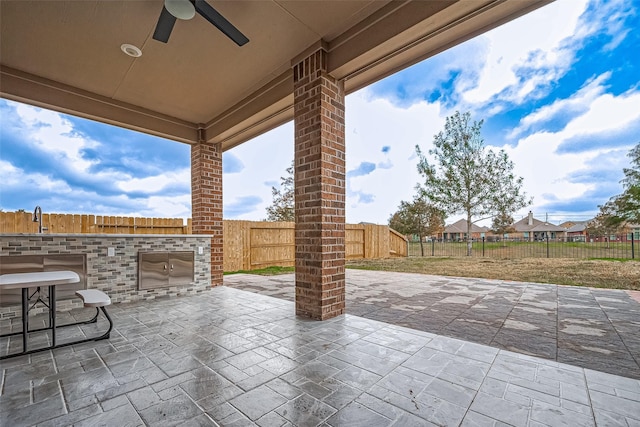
[1,0,638,225]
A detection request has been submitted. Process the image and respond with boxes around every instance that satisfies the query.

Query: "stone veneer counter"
[0,234,212,317]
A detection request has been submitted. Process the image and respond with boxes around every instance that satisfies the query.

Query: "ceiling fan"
[153,0,249,46]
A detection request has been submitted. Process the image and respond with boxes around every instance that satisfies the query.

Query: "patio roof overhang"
[0,0,550,151]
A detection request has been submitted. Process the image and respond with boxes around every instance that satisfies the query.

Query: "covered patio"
[2,277,639,425]
[1,0,552,320]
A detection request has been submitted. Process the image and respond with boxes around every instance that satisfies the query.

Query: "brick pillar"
[191,140,223,286]
[293,48,346,320]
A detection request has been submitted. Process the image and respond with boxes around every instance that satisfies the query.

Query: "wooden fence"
[223,220,407,272]
[1,212,408,271]
[0,211,190,234]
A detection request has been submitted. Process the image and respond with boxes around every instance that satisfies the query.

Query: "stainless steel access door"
[168,251,194,287]
[138,252,194,290]
[138,252,169,291]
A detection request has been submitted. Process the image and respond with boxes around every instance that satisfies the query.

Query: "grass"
[346,257,640,290]
[224,266,295,276]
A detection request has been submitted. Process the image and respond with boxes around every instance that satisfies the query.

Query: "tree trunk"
[419,236,425,256]
[466,214,472,257]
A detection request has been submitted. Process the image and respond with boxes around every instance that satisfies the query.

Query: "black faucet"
[32,205,44,233]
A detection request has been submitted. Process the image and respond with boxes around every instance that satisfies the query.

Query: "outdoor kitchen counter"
[0,233,212,318]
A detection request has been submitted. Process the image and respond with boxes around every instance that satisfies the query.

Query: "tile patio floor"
[227,270,640,380]
[0,271,637,426]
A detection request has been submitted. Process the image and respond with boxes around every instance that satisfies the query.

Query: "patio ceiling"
[0,0,549,151]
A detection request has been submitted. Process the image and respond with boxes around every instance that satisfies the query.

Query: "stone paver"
[0,282,639,426]
[226,270,640,379]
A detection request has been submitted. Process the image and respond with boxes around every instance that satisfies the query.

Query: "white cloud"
[223,123,294,220]
[0,159,72,194]
[369,37,488,107]
[579,0,634,51]
[15,103,98,172]
[508,72,610,139]
[143,194,192,218]
[344,90,445,223]
[462,0,589,105]
[377,159,393,169]
[503,85,640,220]
[562,89,640,138]
[0,159,21,184]
[502,132,592,211]
[8,101,137,192]
[116,169,190,193]
[1,100,194,216]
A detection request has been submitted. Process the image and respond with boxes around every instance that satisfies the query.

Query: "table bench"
[76,289,113,341]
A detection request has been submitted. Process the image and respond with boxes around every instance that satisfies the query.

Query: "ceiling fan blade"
[153,6,177,43]
[194,0,249,46]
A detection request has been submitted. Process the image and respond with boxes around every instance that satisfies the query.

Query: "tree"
[587,203,621,248]
[389,196,444,256]
[491,211,515,236]
[491,209,515,247]
[416,111,531,256]
[606,143,640,226]
[591,143,640,234]
[265,161,294,222]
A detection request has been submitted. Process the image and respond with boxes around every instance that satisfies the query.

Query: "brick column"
[293,48,346,320]
[191,140,223,286]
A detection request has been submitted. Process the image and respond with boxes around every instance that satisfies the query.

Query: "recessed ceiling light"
[121,44,142,58]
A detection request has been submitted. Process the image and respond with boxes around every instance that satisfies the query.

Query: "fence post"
[431,239,435,257]
[482,236,485,257]
[632,233,635,259]
[546,233,550,258]
[406,239,409,257]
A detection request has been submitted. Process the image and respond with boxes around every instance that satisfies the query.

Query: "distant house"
[440,219,490,241]
[560,220,592,242]
[510,211,566,241]
[620,223,640,242]
[567,221,639,243]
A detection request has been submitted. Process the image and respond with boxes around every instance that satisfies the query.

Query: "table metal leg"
[21,287,28,352]
[50,285,56,347]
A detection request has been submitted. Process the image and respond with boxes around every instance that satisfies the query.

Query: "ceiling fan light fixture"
[165,0,196,20]
[121,43,142,58]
